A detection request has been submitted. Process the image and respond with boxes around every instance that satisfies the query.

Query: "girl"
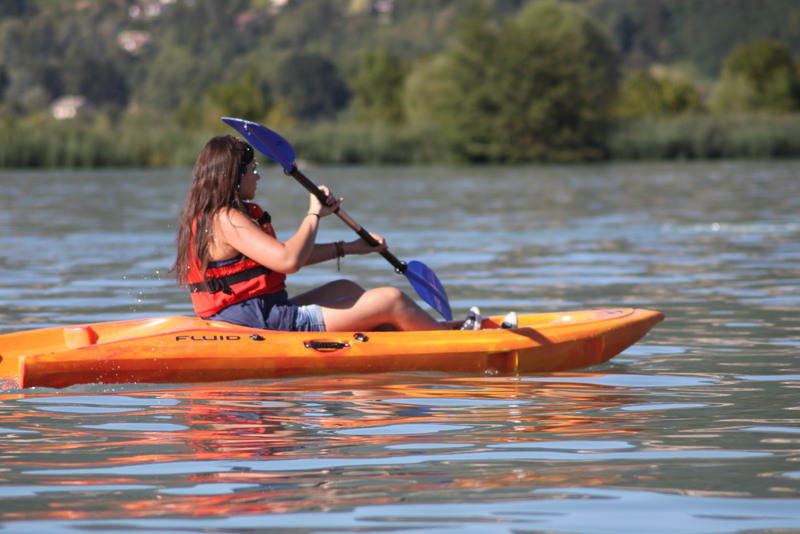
[173,135,448,332]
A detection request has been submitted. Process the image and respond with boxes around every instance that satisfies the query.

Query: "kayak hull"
[0,309,663,389]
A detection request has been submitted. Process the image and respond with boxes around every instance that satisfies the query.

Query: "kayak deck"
[0,309,663,389]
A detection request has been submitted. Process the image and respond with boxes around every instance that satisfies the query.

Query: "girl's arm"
[216,209,319,273]
[217,187,341,274]
[303,233,389,266]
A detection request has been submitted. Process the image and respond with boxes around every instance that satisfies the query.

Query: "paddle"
[222,117,453,321]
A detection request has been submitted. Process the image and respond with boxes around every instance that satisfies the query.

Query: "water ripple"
[2,163,800,531]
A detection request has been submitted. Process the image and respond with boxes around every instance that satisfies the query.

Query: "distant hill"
[1,0,797,117]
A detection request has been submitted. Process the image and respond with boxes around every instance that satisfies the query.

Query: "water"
[1,161,799,533]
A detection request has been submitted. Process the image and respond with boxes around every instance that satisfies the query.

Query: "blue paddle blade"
[405,260,452,321]
[222,117,296,173]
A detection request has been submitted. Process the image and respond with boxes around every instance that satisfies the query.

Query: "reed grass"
[608,114,800,160]
[285,122,449,165]
[0,116,204,168]
[1,114,798,169]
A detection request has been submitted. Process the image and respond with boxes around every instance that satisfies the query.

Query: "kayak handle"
[304,340,349,351]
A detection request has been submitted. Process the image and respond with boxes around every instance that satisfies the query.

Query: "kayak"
[0,308,663,389]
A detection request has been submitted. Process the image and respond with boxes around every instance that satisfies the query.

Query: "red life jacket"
[187,202,287,318]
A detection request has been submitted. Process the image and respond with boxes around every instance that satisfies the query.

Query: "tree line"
[1,0,799,167]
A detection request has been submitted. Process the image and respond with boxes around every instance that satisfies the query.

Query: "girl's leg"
[320,286,445,332]
[291,279,366,307]
[293,279,444,331]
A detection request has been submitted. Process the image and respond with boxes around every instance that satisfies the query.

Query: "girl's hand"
[347,232,388,255]
[309,185,342,217]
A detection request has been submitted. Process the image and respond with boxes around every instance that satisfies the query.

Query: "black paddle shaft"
[288,167,408,274]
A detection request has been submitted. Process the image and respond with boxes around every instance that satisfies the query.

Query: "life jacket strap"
[189,265,273,295]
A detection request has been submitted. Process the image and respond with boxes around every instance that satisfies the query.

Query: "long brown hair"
[173,135,255,285]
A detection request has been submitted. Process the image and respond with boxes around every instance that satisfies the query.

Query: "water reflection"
[0,373,653,521]
[1,371,798,527]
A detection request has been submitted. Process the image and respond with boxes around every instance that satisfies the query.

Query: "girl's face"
[238,160,259,200]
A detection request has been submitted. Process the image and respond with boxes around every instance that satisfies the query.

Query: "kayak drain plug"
[250,334,265,341]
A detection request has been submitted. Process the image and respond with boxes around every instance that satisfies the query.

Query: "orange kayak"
[0,309,663,389]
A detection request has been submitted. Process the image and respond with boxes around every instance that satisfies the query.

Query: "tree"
[62,57,129,107]
[273,52,350,121]
[207,68,271,122]
[405,1,618,162]
[135,44,215,113]
[711,39,800,113]
[350,47,408,124]
[0,0,36,18]
[615,68,703,118]
[0,65,10,102]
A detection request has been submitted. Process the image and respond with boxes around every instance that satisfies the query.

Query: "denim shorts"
[208,291,325,332]
[292,302,326,332]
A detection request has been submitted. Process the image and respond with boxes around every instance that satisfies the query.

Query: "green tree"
[406,1,617,162]
[0,0,36,18]
[0,65,9,102]
[350,47,409,124]
[207,68,271,121]
[409,1,615,162]
[174,66,273,129]
[154,0,251,57]
[273,52,350,121]
[135,44,215,113]
[711,39,800,113]
[62,56,129,107]
[615,68,703,118]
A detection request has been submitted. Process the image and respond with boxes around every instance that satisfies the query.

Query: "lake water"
[0,160,799,533]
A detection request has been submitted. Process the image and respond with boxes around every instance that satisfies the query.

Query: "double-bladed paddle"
[222,117,453,321]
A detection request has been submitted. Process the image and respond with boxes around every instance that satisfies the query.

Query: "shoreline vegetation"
[3,1,799,169]
[1,113,799,169]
